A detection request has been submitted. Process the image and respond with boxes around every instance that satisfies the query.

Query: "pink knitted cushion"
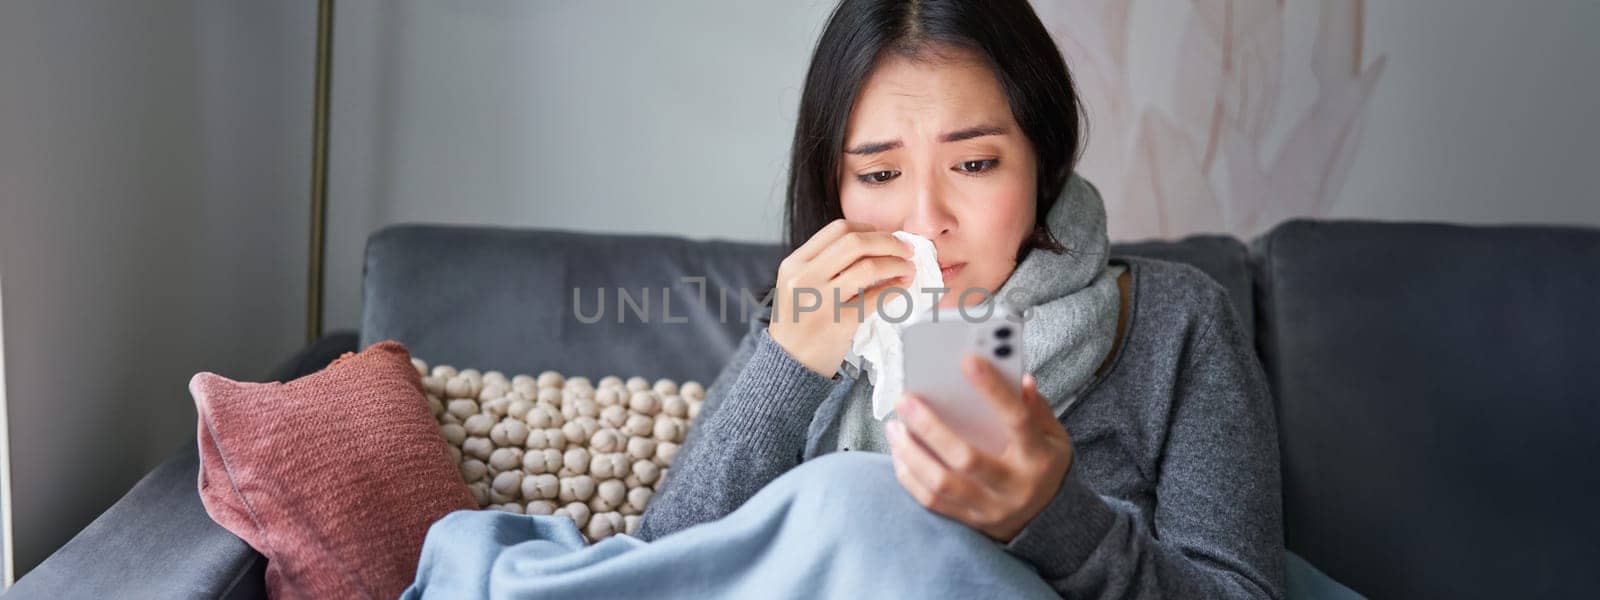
[191,341,476,600]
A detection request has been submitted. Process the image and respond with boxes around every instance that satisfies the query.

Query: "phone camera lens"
[994,345,1013,358]
[994,326,1013,340]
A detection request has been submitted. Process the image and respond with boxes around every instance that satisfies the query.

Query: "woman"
[406,1,1282,598]
[636,0,1284,596]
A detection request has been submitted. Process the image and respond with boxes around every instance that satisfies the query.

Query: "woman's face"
[838,46,1037,310]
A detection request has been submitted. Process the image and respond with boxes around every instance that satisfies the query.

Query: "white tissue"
[841,231,945,420]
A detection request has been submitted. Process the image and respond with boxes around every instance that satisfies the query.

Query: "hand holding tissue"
[841,231,945,420]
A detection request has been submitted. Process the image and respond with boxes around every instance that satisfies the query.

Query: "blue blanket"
[402,451,1057,599]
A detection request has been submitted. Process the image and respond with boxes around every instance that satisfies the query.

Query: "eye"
[857,170,900,185]
[956,159,999,174]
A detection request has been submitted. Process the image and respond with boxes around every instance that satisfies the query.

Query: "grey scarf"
[811,175,1123,455]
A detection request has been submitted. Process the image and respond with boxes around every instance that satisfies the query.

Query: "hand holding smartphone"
[900,307,1025,456]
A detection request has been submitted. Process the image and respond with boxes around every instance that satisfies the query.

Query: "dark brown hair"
[784,0,1085,259]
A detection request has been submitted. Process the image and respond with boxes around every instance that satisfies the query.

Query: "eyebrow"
[843,124,1008,156]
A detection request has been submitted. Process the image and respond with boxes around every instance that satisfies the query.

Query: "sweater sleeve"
[634,316,838,541]
[1003,296,1286,599]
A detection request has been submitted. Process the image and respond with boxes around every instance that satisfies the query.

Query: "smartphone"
[900,306,1025,457]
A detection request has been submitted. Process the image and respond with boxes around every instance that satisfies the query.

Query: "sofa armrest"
[5,440,266,600]
[6,332,359,599]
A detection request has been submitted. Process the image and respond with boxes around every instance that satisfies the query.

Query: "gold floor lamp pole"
[307,0,334,344]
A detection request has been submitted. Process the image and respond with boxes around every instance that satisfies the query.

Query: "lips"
[939,262,965,279]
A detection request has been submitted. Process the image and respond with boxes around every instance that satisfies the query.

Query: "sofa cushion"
[414,359,705,540]
[192,341,477,599]
[1253,219,1600,598]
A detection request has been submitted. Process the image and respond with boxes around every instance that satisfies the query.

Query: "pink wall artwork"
[1037,0,1386,240]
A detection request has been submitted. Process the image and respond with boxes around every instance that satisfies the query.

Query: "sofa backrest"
[362,225,1254,384]
[362,225,784,384]
[1253,219,1600,599]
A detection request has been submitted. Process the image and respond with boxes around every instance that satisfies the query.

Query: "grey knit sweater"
[636,256,1286,599]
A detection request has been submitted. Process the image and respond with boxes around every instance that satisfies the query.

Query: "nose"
[898,172,957,240]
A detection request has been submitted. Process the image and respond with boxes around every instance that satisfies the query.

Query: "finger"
[1016,374,1072,465]
[854,275,920,318]
[790,219,873,264]
[890,417,1004,511]
[809,231,914,283]
[830,255,915,300]
[887,420,987,521]
[962,354,1032,431]
[1022,374,1054,423]
[895,393,1005,487]
[890,448,956,517]
[831,273,912,325]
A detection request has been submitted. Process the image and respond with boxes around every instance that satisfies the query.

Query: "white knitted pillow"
[411,358,703,542]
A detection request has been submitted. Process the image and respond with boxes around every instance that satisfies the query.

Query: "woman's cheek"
[993,182,1036,251]
[969,184,1035,295]
[839,187,890,226]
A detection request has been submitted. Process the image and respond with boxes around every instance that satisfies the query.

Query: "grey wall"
[1337,0,1599,225]
[0,1,311,576]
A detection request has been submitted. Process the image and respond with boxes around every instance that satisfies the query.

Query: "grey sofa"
[10,219,1599,599]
